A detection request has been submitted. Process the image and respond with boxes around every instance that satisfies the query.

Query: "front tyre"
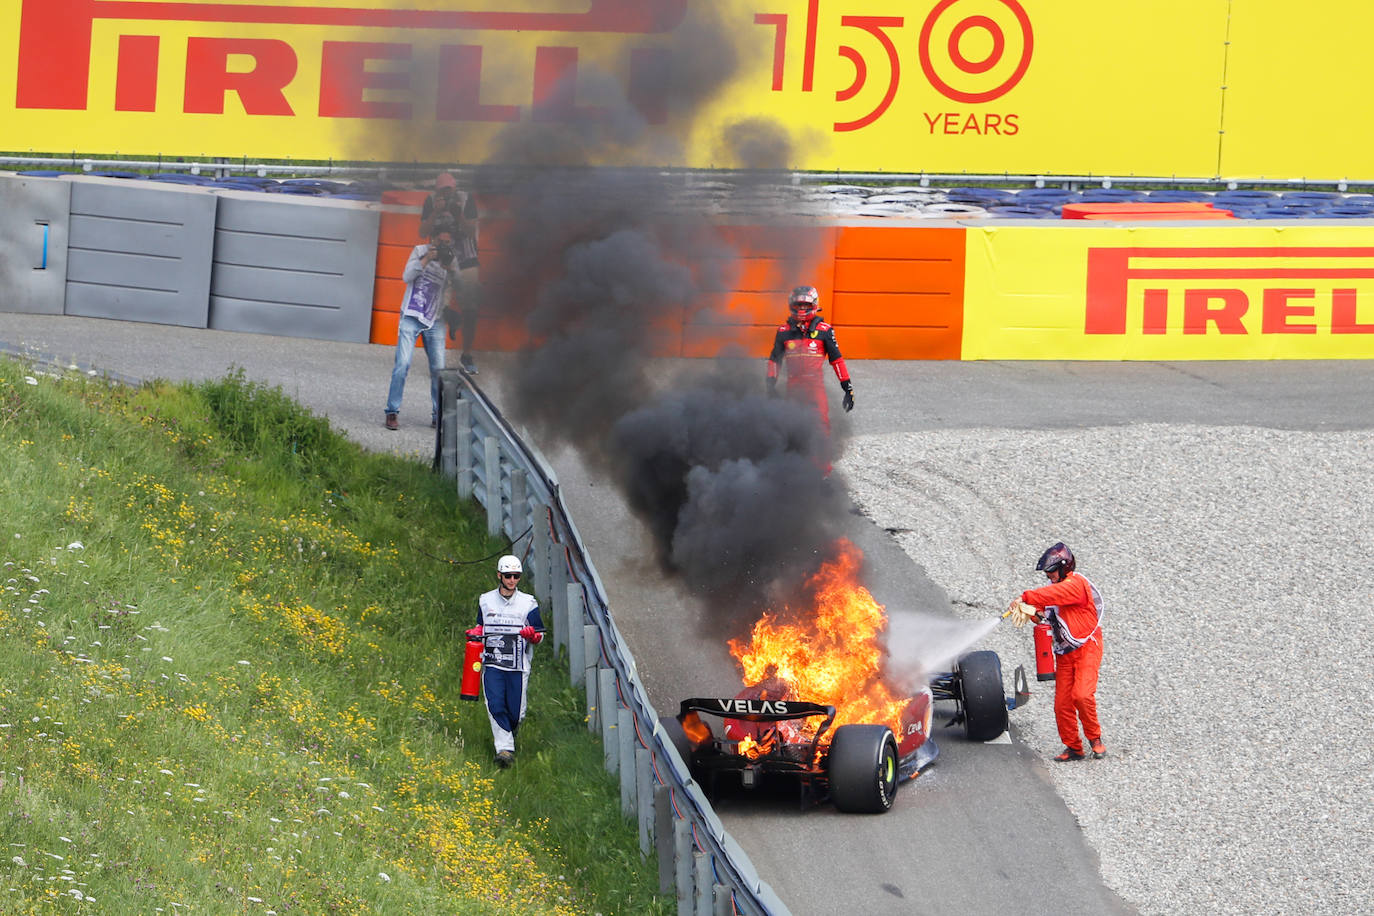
[828,724,899,813]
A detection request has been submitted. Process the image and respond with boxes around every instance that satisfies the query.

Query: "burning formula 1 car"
[659,650,1029,813]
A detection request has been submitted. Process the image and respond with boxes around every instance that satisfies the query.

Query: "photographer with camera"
[421,172,482,375]
[383,216,460,431]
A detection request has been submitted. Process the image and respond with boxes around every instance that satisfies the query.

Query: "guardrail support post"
[438,370,460,477]
[550,547,568,652]
[636,746,653,857]
[454,400,473,499]
[586,669,599,734]
[693,851,711,916]
[530,505,548,600]
[618,706,635,817]
[654,784,673,894]
[674,817,693,916]
[599,667,618,775]
[712,885,733,916]
[483,437,501,536]
[584,626,599,731]
[509,467,527,542]
[567,586,586,683]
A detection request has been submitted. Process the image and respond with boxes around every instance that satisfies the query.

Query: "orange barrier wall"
[370,218,967,360]
[369,198,427,348]
[372,192,524,351]
[373,217,1374,361]
[830,226,965,360]
[681,224,837,359]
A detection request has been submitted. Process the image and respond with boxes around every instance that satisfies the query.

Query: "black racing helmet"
[1035,542,1076,576]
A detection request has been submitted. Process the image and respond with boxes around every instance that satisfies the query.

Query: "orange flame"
[737,734,772,759]
[728,539,907,738]
[681,711,710,747]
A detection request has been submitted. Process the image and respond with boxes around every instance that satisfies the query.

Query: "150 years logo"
[755,0,1032,134]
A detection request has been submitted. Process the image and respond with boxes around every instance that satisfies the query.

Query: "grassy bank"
[0,359,667,914]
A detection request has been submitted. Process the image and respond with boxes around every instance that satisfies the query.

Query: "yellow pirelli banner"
[1218,2,1374,181]
[1,0,1372,179]
[962,225,1374,360]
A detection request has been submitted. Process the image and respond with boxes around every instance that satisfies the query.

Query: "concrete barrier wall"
[66,179,216,327]
[210,194,381,342]
[0,174,70,315]
[0,175,383,342]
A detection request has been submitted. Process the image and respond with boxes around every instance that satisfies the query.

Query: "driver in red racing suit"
[767,286,854,436]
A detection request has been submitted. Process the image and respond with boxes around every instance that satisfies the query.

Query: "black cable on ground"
[417,523,533,568]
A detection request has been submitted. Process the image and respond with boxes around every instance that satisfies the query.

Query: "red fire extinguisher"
[460,633,484,701]
[1033,622,1056,682]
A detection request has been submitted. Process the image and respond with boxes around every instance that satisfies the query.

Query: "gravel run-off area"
[841,423,1374,916]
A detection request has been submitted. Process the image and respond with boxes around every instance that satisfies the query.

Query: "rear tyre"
[828,724,899,813]
[659,716,694,775]
[958,650,1010,741]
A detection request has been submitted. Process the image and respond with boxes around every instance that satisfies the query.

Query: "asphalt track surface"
[5,314,1373,915]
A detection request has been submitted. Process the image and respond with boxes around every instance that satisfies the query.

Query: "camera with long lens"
[430,210,458,266]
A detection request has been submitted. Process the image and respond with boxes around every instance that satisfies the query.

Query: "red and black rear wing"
[679,697,835,724]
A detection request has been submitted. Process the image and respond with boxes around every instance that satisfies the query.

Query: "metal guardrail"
[7,155,1374,192]
[435,369,790,916]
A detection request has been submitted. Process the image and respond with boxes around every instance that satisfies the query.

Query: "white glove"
[1007,600,1038,629]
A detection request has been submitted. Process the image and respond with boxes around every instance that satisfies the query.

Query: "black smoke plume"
[611,376,853,629]
[366,3,855,637]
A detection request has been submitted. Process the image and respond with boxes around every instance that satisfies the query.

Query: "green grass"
[0,360,668,915]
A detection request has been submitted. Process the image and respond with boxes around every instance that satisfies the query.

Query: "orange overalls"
[1021,572,1104,755]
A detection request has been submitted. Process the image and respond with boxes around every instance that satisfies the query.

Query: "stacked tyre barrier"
[435,370,790,916]
[668,180,1374,221]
